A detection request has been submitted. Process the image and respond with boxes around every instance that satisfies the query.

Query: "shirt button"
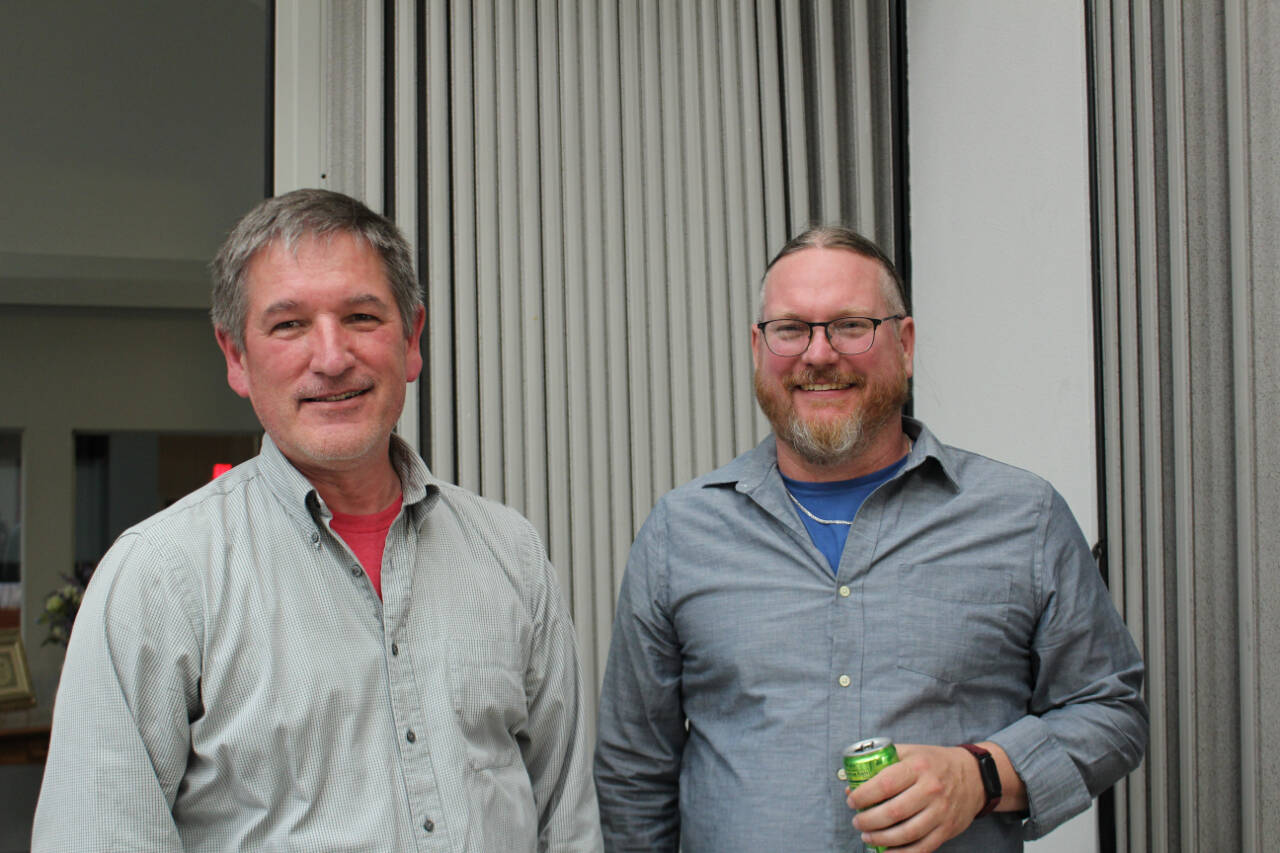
[837,768,848,781]
[838,585,851,597]
[838,674,851,687]
[423,818,435,833]
[350,565,361,578]
[310,532,321,548]
[391,642,399,656]
[406,729,416,743]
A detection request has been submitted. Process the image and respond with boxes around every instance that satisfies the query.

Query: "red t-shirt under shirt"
[329,495,403,599]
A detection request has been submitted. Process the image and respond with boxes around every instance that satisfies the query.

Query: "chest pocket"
[448,637,527,770]
[893,562,1013,683]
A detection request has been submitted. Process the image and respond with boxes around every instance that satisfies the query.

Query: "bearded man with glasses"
[594,225,1147,853]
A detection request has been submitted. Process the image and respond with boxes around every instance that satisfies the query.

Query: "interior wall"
[0,1,267,310]
[906,2,1099,851]
[0,309,259,852]
[0,7,268,848]
[0,309,260,720]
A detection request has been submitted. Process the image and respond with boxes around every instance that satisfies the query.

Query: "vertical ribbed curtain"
[416,0,896,704]
[1089,1,1279,850]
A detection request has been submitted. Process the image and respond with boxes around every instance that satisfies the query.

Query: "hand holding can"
[842,738,899,853]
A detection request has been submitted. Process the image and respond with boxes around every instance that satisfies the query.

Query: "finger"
[857,807,941,852]
[859,791,976,852]
[865,823,952,853]
[849,763,915,810]
[851,783,936,833]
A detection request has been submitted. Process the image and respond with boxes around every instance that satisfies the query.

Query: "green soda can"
[842,737,899,853]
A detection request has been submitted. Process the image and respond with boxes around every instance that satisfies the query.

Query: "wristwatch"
[958,743,1002,818]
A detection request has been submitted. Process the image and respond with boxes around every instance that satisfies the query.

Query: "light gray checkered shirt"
[34,435,602,852]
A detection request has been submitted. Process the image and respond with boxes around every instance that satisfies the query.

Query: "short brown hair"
[211,189,422,349]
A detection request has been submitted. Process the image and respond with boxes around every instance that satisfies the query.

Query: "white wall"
[907,2,1098,851]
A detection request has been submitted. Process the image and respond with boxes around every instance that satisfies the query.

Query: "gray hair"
[211,189,422,350]
[759,225,908,318]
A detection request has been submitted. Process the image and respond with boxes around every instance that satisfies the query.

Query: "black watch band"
[958,743,1002,818]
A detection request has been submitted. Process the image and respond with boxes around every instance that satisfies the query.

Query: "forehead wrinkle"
[760,248,899,318]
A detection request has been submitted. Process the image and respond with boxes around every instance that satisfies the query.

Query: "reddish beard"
[754,362,909,467]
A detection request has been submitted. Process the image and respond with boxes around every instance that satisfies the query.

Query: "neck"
[776,420,911,482]
[295,453,403,515]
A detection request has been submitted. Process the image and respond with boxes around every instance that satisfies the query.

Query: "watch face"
[977,753,1002,796]
[960,744,1002,817]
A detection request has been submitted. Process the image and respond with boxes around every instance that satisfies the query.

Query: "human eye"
[269,319,302,334]
[832,317,873,338]
[769,320,809,340]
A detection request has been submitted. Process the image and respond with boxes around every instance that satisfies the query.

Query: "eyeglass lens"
[763,318,877,356]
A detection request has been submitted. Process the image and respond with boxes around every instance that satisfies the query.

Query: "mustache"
[295,379,374,399]
[783,368,865,390]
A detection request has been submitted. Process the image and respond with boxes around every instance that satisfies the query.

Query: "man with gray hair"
[35,189,602,852]
[594,225,1146,851]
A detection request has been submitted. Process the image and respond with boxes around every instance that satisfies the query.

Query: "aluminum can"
[842,737,899,853]
[843,736,898,787]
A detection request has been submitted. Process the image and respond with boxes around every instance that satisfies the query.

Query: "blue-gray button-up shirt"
[35,435,602,852]
[595,418,1146,852]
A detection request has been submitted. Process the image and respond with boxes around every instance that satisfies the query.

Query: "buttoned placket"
[749,473,870,801]
[309,503,449,850]
[827,478,896,816]
[380,506,450,850]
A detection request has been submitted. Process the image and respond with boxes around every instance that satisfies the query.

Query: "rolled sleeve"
[992,490,1147,839]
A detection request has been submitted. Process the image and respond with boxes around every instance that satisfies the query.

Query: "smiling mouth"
[797,382,853,392]
[302,388,371,403]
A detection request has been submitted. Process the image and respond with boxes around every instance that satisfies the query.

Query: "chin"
[288,429,388,467]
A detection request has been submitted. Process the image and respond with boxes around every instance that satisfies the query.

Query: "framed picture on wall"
[0,628,35,711]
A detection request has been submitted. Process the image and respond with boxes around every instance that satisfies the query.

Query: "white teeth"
[800,383,849,391]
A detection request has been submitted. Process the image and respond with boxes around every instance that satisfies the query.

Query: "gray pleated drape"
[415,0,897,707]
[1090,1,1280,850]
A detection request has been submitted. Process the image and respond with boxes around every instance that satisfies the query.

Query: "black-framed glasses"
[755,315,905,357]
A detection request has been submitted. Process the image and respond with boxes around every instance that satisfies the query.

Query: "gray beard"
[754,363,908,469]
[775,407,870,467]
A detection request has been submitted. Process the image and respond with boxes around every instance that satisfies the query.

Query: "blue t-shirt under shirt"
[781,455,908,574]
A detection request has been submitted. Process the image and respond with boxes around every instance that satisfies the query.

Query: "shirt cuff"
[989,715,1091,839]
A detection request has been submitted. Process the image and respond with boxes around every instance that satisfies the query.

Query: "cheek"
[762,355,795,381]
[244,351,304,397]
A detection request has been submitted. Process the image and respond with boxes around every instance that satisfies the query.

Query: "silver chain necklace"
[782,439,913,527]
[785,488,854,526]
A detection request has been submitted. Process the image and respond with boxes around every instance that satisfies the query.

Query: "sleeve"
[989,488,1148,839]
[518,524,604,853]
[32,532,203,852]
[593,501,686,853]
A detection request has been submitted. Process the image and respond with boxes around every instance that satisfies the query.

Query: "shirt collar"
[900,416,961,490]
[703,416,961,493]
[256,432,441,527]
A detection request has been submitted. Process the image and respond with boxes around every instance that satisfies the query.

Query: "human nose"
[802,323,841,364]
[308,318,356,375]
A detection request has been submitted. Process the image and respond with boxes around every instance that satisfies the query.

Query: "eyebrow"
[260,293,391,318]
